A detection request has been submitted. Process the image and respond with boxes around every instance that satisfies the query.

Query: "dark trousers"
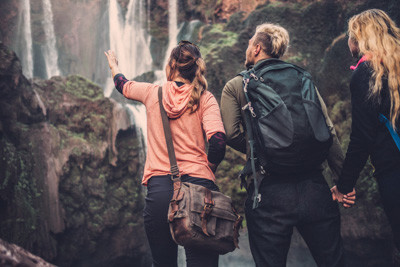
[143,175,219,267]
[377,169,400,251]
[245,172,345,267]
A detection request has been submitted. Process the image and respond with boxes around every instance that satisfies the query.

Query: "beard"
[245,61,252,69]
[245,57,254,69]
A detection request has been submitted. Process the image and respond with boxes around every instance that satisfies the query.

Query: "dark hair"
[167,41,207,112]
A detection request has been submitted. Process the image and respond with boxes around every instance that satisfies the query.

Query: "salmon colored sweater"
[122,80,225,185]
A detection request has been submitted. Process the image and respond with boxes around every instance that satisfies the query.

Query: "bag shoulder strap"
[158,86,180,177]
[160,86,218,236]
[159,86,185,224]
[379,113,400,152]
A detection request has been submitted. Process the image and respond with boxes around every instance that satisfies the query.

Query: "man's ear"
[254,44,262,56]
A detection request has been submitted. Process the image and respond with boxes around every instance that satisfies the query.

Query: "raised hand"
[104,50,121,78]
[104,50,118,69]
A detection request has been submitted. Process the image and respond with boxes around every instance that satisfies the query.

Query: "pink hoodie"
[122,80,225,185]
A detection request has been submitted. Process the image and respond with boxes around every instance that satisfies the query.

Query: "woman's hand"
[331,185,356,208]
[104,50,121,78]
[104,50,118,69]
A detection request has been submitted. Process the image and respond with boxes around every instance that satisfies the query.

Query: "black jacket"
[337,61,400,194]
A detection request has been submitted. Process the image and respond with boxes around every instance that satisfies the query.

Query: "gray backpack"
[239,59,332,208]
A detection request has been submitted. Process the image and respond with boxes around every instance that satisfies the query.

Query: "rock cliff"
[0,43,151,266]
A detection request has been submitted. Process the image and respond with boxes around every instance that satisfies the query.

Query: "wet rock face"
[0,43,151,266]
[0,238,55,267]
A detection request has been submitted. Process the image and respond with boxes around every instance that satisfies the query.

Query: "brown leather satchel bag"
[158,87,243,255]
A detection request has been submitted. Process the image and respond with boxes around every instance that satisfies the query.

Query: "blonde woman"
[105,41,225,266]
[331,9,400,251]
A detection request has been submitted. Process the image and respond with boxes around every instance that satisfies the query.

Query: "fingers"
[343,198,355,205]
[343,188,356,208]
[344,194,356,200]
[343,203,352,208]
[104,50,117,60]
[104,50,119,70]
[346,189,356,196]
[343,193,356,209]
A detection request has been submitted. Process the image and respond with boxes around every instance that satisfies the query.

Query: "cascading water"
[165,0,178,68]
[107,0,153,97]
[15,0,33,79]
[154,0,179,84]
[42,0,61,78]
[106,0,154,150]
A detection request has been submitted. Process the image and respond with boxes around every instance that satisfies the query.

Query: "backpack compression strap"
[379,113,400,152]
[240,71,261,209]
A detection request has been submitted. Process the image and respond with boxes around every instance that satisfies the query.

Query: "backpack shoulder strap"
[379,113,400,152]
[240,74,262,209]
[256,62,311,79]
[237,69,252,79]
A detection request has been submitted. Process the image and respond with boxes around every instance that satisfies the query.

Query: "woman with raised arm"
[105,41,225,267]
[331,9,400,253]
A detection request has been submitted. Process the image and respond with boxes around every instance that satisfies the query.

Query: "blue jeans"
[143,175,219,267]
[245,172,345,267]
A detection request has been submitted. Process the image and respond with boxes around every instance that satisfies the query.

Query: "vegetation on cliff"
[0,43,151,266]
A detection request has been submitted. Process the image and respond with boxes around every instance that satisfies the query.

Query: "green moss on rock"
[64,75,103,101]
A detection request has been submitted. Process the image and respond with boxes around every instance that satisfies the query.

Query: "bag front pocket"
[258,102,294,149]
[188,183,237,238]
[302,99,331,142]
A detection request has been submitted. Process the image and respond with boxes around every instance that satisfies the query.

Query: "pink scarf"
[350,55,370,70]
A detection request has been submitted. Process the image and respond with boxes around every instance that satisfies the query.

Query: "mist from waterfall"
[154,0,179,84]
[106,0,153,97]
[106,0,155,150]
[42,0,61,78]
[165,0,178,68]
[15,0,33,79]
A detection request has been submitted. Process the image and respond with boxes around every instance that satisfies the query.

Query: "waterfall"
[178,20,202,42]
[42,0,61,78]
[33,89,47,116]
[16,0,33,79]
[125,104,148,152]
[154,0,179,84]
[108,0,153,83]
[106,0,154,150]
[147,0,151,33]
[106,0,153,97]
[165,0,178,67]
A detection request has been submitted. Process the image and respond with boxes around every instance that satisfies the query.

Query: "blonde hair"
[348,9,400,129]
[168,42,207,113]
[254,23,290,58]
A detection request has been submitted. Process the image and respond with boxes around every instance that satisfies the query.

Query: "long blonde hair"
[348,9,400,129]
[167,42,207,113]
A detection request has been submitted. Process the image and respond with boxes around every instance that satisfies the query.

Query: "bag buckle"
[201,199,215,236]
[203,201,215,211]
[250,73,259,80]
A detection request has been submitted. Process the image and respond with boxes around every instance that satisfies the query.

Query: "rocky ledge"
[0,43,151,266]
